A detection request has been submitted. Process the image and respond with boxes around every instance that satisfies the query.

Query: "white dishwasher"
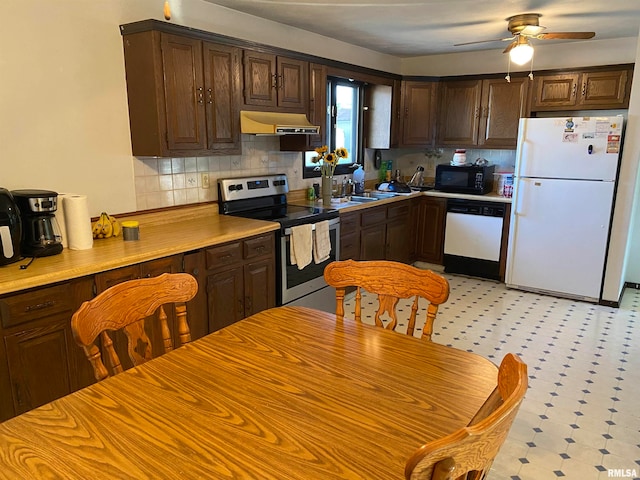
[443,199,505,280]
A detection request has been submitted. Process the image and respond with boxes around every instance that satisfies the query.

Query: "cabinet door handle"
[581,83,587,96]
[404,107,409,118]
[237,298,244,316]
[474,107,480,118]
[571,83,577,98]
[14,383,23,407]
[272,74,278,89]
[207,88,213,104]
[24,300,55,312]
[245,296,252,315]
[278,74,284,90]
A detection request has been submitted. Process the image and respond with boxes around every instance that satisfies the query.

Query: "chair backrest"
[404,353,528,480]
[323,260,450,340]
[71,273,198,381]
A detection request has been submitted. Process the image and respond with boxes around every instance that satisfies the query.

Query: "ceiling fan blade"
[503,41,517,54]
[536,32,595,40]
[454,37,512,47]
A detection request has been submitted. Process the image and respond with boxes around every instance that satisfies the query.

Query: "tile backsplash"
[133,135,301,211]
[133,135,516,211]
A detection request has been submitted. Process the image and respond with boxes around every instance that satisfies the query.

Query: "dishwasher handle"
[446,199,505,218]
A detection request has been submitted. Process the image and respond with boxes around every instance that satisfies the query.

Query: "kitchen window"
[303,77,364,178]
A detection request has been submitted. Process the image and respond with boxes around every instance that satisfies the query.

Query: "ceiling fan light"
[510,42,534,65]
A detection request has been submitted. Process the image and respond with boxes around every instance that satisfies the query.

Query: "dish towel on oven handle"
[290,224,313,270]
[313,220,331,264]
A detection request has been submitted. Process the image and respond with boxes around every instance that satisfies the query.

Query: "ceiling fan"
[455,13,595,64]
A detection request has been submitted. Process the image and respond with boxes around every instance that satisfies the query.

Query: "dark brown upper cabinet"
[399,81,438,148]
[121,31,241,157]
[437,77,529,149]
[242,52,308,113]
[280,62,326,151]
[531,67,632,111]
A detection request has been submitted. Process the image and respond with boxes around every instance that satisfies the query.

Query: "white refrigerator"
[506,116,624,302]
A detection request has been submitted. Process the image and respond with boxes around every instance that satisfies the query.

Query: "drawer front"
[0,284,72,328]
[360,207,386,227]
[340,212,359,232]
[387,203,410,219]
[243,234,273,259]
[205,242,242,269]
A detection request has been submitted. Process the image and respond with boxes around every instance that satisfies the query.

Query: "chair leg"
[176,303,191,346]
[335,287,346,321]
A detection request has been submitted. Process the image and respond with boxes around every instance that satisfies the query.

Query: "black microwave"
[435,164,495,195]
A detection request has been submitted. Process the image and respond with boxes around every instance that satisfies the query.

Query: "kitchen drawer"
[360,207,386,227]
[0,283,72,328]
[340,212,360,232]
[243,234,273,259]
[205,242,243,269]
[387,203,410,219]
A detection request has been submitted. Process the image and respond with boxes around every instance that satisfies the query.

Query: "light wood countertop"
[1,191,510,296]
[0,204,279,296]
[290,189,511,213]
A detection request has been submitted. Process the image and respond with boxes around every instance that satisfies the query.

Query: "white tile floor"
[343,272,640,480]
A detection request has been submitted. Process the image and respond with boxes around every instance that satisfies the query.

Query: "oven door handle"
[283,217,340,236]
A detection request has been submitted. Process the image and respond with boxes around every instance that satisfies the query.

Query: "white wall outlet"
[201,173,210,189]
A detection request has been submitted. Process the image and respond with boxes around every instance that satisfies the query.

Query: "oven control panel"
[218,174,289,202]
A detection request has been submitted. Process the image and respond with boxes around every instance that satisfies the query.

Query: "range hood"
[240,111,320,135]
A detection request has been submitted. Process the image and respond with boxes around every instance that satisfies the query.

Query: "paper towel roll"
[55,193,70,248]
[63,195,93,250]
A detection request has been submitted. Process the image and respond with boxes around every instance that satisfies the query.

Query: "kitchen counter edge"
[0,204,279,296]
[297,190,512,212]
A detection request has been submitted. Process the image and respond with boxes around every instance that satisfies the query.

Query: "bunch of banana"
[92,212,122,239]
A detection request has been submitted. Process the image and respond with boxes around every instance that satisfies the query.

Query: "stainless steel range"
[218,174,339,311]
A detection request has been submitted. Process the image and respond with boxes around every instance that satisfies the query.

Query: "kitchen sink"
[356,191,401,199]
[347,196,380,203]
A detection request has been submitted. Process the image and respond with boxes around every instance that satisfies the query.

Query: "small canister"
[307,186,316,201]
[121,220,140,241]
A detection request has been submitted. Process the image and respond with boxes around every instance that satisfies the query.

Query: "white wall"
[1,0,398,217]
[602,34,640,301]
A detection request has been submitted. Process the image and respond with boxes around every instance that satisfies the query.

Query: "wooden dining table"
[0,306,498,479]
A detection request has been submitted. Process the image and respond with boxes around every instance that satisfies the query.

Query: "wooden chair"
[71,272,198,382]
[323,259,450,340]
[405,353,528,480]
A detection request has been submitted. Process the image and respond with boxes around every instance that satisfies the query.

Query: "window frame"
[303,76,364,178]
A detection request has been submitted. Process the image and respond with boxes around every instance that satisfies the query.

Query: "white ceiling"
[203,0,640,58]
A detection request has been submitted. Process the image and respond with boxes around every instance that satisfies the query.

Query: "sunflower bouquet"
[312,145,349,177]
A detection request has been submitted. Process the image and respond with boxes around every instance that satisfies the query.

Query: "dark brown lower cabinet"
[385,202,411,263]
[0,237,275,421]
[207,267,244,331]
[341,199,412,263]
[0,276,94,421]
[339,211,360,261]
[206,233,276,332]
[4,320,74,417]
[415,196,447,265]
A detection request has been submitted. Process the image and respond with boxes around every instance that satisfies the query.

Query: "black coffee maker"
[0,188,22,265]
[11,189,63,257]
